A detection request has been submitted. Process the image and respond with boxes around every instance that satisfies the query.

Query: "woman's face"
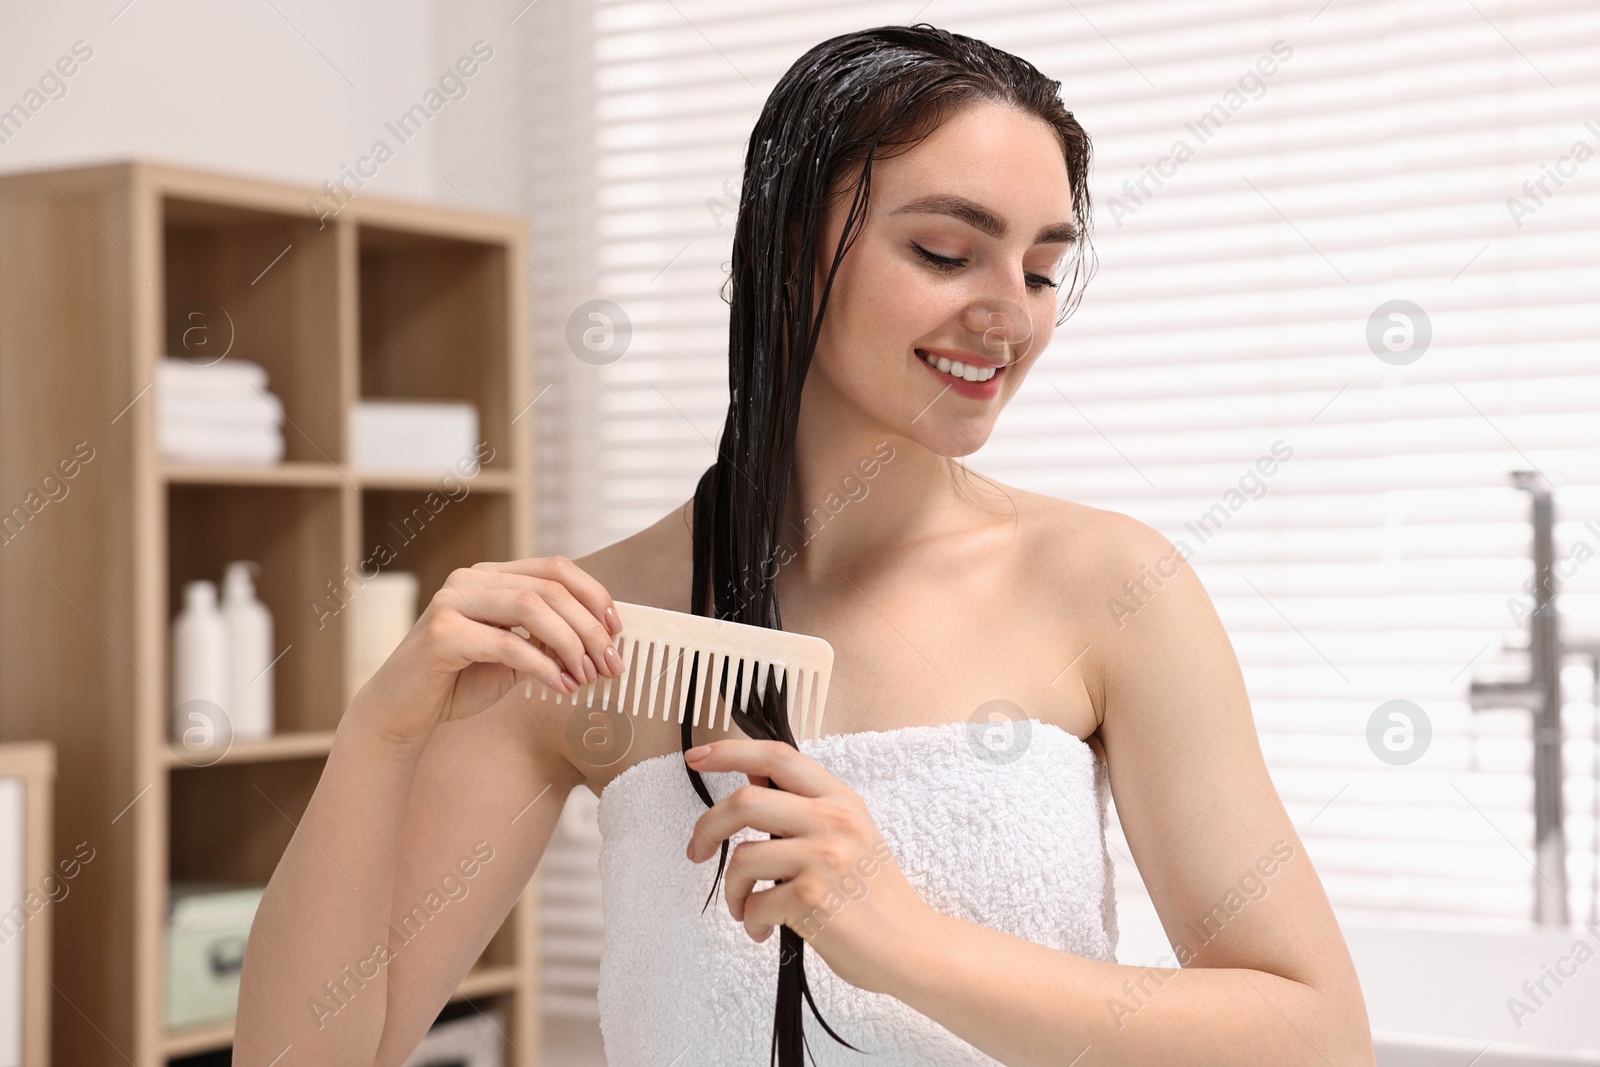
[803,100,1079,457]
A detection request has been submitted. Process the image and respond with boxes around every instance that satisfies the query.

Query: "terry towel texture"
[595,718,1118,1065]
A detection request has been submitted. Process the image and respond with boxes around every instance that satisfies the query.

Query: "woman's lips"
[916,349,1004,399]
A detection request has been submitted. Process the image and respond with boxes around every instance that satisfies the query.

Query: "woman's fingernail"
[604,645,624,676]
[582,654,597,684]
[686,744,710,761]
[560,669,579,692]
[604,606,623,635]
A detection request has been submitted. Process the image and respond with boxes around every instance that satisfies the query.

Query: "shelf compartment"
[360,487,512,607]
[357,224,510,471]
[163,196,343,465]
[167,483,346,736]
[169,757,323,886]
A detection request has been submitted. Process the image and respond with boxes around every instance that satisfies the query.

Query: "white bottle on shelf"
[222,561,274,740]
[171,580,228,742]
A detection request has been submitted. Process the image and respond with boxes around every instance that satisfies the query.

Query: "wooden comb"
[522,600,836,743]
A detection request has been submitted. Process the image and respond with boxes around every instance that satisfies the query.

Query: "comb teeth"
[523,601,834,743]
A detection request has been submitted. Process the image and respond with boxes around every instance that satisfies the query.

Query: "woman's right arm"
[233,557,624,1067]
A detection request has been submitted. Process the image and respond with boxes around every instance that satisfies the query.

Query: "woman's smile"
[916,346,1005,399]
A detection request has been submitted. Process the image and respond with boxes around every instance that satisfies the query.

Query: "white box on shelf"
[352,400,479,472]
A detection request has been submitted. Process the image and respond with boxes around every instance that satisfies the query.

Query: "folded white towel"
[157,357,270,396]
[159,424,285,465]
[158,392,285,429]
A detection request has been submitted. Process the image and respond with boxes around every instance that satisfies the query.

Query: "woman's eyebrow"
[889,193,1079,245]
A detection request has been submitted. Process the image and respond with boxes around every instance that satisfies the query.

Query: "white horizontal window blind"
[525,0,1600,1018]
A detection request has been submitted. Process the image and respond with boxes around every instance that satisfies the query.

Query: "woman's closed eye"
[910,242,1060,292]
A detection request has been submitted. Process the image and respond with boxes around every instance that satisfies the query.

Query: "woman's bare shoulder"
[572,497,695,613]
[992,482,1165,559]
[1000,483,1197,635]
[986,482,1143,571]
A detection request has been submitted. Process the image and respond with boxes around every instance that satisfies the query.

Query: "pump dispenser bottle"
[222,560,274,739]
[171,579,227,742]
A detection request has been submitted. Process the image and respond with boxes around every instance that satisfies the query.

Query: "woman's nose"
[964,295,1036,364]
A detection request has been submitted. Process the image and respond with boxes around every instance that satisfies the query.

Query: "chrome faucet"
[1467,470,1567,926]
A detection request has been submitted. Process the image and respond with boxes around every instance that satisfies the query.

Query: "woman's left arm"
[883,515,1374,1065]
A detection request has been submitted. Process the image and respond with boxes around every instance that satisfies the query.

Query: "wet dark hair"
[679,22,1095,1066]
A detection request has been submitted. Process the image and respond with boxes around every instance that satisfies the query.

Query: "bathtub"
[1347,925,1600,1065]
[1116,911,1600,1063]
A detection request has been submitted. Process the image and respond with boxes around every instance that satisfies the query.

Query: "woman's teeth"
[919,350,996,382]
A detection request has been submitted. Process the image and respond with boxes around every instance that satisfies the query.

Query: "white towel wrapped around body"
[595,718,1118,1066]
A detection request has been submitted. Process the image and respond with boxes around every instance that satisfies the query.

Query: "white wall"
[0,0,528,216]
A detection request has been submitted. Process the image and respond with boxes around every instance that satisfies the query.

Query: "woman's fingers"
[516,577,618,684]
[466,562,624,681]
[431,608,573,693]
[435,576,606,685]
[687,781,815,862]
[721,838,807,925]
[473,556,623,638]
[684,739,839,797]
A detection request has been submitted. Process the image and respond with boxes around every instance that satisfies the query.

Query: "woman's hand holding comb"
[347,556,627,745]
[682,739,937,995]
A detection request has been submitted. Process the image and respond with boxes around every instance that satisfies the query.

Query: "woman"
[236,23,1374,1067]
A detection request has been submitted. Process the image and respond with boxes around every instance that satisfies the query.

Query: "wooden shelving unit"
[0,160,537,1065]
